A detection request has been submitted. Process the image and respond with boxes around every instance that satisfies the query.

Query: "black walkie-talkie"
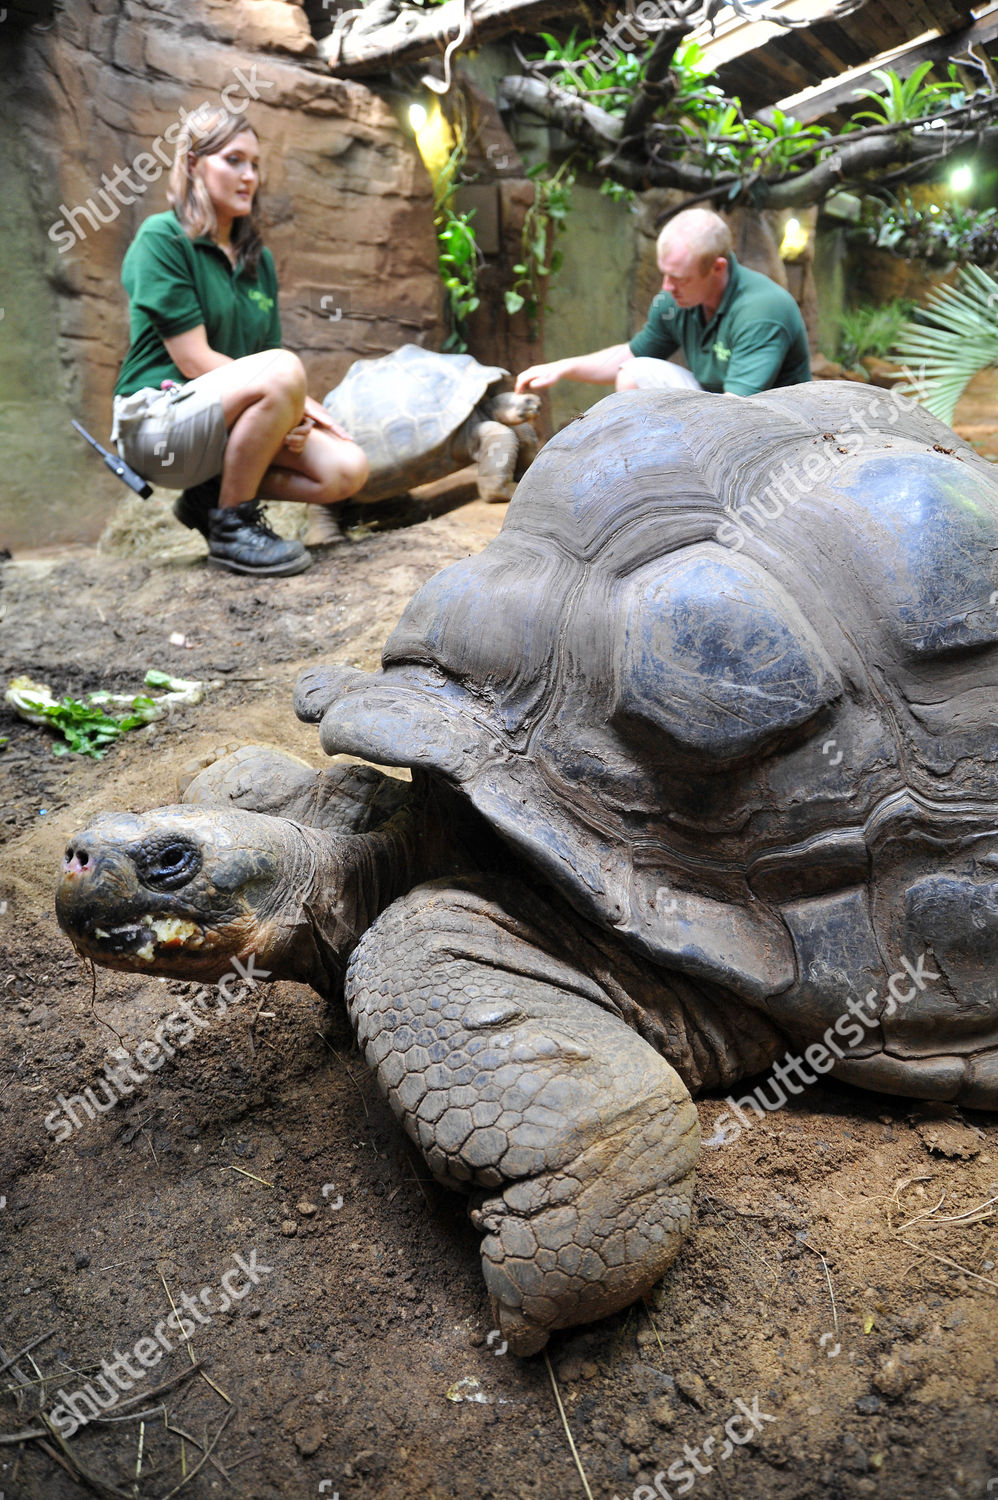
[71,419,154,499]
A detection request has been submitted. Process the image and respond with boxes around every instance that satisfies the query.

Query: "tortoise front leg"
[345,879,699,1354]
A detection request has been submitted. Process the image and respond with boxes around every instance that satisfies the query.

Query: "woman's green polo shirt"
[114,210,282,397]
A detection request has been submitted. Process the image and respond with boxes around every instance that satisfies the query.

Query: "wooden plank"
[722,57,809,109]
[780,24,867,79]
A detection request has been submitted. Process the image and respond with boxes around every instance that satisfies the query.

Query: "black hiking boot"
[206,501,313,577]
[173,476,222,538]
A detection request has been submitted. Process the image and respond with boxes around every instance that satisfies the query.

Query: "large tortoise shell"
[302,383,998,1099]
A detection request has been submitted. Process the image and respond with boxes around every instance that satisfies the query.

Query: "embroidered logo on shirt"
[713,340,732,362]
[247,290,275,313]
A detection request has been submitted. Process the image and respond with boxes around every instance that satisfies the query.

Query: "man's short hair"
[657,209,732,273]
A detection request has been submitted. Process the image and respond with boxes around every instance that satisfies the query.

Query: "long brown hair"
[167,105,266,275]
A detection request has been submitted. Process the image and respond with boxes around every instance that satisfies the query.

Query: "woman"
[111,104,369,576]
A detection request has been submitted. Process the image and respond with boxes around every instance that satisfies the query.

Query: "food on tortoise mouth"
[57,382,998,1353]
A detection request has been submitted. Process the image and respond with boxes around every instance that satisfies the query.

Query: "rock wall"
[0,0,445,550]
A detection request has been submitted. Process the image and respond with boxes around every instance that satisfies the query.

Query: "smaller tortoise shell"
[323,344,507,500]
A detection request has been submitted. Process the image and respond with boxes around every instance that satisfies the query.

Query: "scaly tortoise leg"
[470,420,520,502]
[345,878,700,1354]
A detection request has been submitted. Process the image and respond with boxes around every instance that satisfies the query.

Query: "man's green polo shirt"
[628,254,810,395]
[114,210,282,397]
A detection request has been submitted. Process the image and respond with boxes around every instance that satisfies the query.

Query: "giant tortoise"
[56,382,998,1354]
[322,343,540,504]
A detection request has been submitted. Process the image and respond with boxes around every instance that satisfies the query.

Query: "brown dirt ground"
[1,492,997,1500]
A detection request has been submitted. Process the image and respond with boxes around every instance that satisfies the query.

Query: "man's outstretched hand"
[514,363,563,393]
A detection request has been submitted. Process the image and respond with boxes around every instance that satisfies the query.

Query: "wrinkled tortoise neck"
[304,775,465,992]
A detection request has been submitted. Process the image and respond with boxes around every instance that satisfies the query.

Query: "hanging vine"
[505,159,576,337]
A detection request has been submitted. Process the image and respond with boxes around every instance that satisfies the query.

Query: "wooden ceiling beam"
[757,8,998,122]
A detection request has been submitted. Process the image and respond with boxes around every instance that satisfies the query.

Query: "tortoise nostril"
[65,846,89,868]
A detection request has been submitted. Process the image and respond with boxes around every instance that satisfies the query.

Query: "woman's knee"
[342,442,369,495]
[217,349,306,428]
[318,440,369,502]
[265,349,307,402]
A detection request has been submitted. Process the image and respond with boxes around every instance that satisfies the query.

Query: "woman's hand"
[283,399,357,453]
[282,417,313,454]
[303,394,356,442]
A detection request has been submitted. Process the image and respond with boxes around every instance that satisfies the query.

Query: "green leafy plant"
[530,31,830,179]
[893,265,998,423]
[834,298,916,372]
[669,96,830,179]
[848,62,961,127]
[505,160,575,334]
[5,671,208,758]
[669,39,723,114]
[851,196,998,268]
[423,129,482,353]
[436,204,480,351]
[599,177,635,204]
[753,109,831,174]
[531,30,648,112]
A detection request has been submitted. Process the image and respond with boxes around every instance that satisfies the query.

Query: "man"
[514,208,810,399]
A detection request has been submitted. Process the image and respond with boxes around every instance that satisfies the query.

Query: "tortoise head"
[56,806,330,985]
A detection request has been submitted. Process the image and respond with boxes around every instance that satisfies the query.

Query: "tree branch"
[502,75,998,206]
[321,0,874,81]
[321,0,580,76]
[499,74,625,154]
[762,123,998,205]
[619,18,692,141]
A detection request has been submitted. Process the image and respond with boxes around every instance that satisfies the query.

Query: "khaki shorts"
[110,378,228,489]
[625,358,702,391]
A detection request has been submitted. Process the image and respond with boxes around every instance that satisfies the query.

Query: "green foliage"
[524,31,990,202]
[5,670,202,759]
[531,30,647,112]
[599,177,635,204]
[669,40,721,113]
[505,161,575,334]
[852,196,998,268]
[424,129,482,353]
[685,99,829,176]
[436,205,480,352]
[894,265,998,424]
[847,62,962,127]
[834,298,916,371]
[530,29,829,176]
[42,695,153,757]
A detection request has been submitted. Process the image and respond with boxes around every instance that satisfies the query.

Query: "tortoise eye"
[134,837,202,891]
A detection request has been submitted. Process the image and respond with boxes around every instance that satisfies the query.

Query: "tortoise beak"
[56,819,208,971]
[55,806,304,984]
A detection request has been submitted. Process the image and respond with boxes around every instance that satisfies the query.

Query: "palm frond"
[893,265,998,424]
